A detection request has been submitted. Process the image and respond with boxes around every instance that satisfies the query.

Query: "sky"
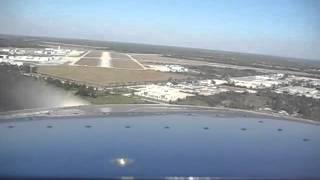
[1,0,319,60]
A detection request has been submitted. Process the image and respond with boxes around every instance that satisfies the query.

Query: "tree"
[76,85,97,97]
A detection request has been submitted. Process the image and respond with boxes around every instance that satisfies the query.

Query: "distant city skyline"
[1,0,319,60]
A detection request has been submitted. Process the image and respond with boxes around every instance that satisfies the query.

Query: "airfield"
[1,36,320,121]
[37,49,186,86]
[38,65,185,86]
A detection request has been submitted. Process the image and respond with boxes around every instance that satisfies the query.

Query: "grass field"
[110,52,143,69]
[74,50,102,66]
[84,50,102,57]
[37,65,187,86]
[111,58,143,69]
[110,52,129,59]
[82,95,152,104]
[75,58,100,66]
[74,51,143,69]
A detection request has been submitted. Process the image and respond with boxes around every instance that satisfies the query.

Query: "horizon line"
[1,32,319,62]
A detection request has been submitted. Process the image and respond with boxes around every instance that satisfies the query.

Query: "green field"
[37,65,187,86]
[82,94,153,105]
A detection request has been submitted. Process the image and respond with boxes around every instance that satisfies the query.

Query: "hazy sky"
[1,0,319,60]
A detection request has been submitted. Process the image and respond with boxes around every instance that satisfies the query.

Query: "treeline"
[175,89,320,121]
[44,77,102,97]
[164,54,320,75]
[189,65,264,79]
[0,64,102,98]
[0,63,37,73]
[44,77,135,98]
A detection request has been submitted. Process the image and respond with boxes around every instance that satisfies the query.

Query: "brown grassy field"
[111,58,143,69]
[110,52,143,69]
[75,58,100,66]
[131,54,187,64]
[110,52,129,59]
[84,51,102,57]
[37,66,187,86]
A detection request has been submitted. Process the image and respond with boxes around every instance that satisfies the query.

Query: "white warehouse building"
[231,74,284,89]
[134,85,194,102]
